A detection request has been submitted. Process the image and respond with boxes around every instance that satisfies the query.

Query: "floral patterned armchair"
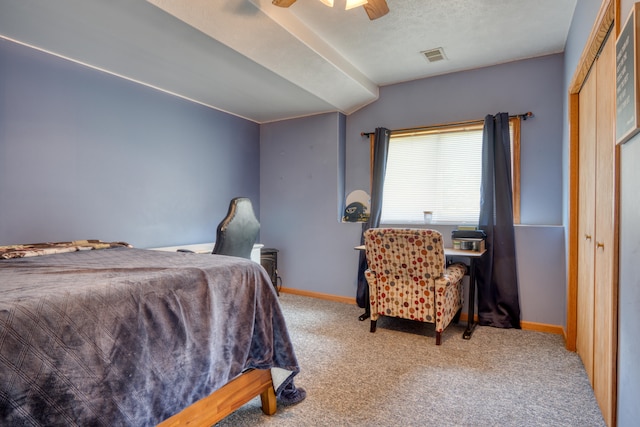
[363,228,467,345]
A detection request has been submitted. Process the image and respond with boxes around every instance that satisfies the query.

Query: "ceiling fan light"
[345,0,367,10]
[319,0,334,7]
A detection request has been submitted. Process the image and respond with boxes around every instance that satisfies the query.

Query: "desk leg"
[463,258,478,339]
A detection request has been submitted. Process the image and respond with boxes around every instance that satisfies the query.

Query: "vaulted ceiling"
[0,0,577,123]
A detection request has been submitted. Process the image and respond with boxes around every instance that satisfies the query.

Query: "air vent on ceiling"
[421,47,446,63]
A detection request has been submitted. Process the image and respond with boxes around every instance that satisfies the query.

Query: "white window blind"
[381,128,483,224]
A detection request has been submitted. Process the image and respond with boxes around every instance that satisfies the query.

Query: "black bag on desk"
[452,230,487,239]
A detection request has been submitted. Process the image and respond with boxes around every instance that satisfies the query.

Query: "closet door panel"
[577,66,597,383]
[593,33,617,426]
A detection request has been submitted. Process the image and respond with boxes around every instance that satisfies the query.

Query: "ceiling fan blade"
[363,0,389,20]
[272,0,297,7]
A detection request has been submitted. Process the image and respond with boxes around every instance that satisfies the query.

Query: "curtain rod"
[360,111,534,137]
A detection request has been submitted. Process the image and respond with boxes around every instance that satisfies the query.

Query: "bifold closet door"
[576,31,617,426]
[577,60,596,385]
[593,31,617,426]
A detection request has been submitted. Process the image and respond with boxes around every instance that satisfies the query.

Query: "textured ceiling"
[0,0,577,123]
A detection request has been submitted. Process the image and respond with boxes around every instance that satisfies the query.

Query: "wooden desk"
[355,245,486,340]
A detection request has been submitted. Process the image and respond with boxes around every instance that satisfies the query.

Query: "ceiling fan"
[272,0,389,21]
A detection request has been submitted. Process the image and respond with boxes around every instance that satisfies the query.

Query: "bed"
[0,241,303,426]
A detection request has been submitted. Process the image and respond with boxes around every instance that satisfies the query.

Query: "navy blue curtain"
[475,113,521,328]
[356,127,390,309]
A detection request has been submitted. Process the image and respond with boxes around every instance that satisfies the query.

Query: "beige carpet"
[215,293,605,426]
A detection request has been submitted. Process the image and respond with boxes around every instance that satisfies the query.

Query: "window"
[377,118,520,225]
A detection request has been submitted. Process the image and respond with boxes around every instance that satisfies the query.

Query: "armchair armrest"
[364,269,376,284]
[435,262,467,291]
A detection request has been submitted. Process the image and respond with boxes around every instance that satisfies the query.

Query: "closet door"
[576,31,617,426]
[593,32,617,426]
[577,63,596,384]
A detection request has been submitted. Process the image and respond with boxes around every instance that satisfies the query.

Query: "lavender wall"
[0,39,260,248]
[261,54,567,326]
[2,32,571,328]
[259,113,356,297]
[562,0,603,228]
[346,54,564,226]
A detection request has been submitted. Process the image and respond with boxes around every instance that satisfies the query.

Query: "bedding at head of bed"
[0,239,132,259]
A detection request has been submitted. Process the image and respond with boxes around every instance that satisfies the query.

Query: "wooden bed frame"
[158,369,276,426]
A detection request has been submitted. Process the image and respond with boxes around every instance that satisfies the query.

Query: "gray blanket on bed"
[0,248,300,426]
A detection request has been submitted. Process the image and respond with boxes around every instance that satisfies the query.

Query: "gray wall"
[617,1,640,424]
[0,39,260,249]
[618,137,640,426]
[261,54,567,326]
